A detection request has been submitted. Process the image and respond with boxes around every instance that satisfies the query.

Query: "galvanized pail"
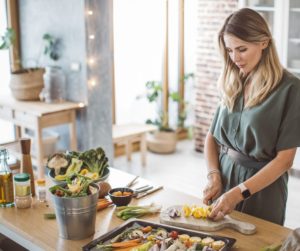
[50,183,99,240]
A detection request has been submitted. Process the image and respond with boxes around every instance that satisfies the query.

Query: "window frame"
[5,0,21,72]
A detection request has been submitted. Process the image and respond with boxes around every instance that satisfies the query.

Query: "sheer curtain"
[0,2,14,143]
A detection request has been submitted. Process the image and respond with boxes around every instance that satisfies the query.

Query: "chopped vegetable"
[49,174,95,197]
[44,213,56,219]
[116,204,161,220]
[182,205,212,219]
[259,243,282,251]
[130,241,153,251]
[97,238,142,250]
[141,226,152,233]
[169,231,178,240]
[66,158,83,176]
[97,198,113,211]
[167,207,181,218]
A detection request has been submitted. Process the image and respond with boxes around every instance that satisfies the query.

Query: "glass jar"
[43,66,65,103]
[14,173,32,209]
[36,179,46,202]
[0,148,14,207]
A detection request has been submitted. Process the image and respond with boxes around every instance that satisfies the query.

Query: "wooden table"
[0,168,292,251]
[0,96,84,178]
[113,123,157,166]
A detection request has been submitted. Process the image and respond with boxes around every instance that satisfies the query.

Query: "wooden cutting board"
[160,205,256,235]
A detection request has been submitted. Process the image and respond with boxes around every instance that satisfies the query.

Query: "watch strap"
[238,183,251,199]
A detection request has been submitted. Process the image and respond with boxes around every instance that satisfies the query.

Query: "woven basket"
[147,131,177,154]
[10,68,45,101]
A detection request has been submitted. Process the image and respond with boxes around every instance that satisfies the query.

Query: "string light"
[87,9,96,89]
[89,79,96,87]
[88,58,95,65]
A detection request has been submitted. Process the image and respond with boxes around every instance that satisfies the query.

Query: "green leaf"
[0,28,15,50]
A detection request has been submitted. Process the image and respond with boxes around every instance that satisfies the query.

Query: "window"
[113,0,197,127]
[0,1,14,143]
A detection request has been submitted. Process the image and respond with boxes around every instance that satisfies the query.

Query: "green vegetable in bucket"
[49,174,95,198]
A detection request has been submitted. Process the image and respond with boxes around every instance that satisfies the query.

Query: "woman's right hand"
[202,173,222,205]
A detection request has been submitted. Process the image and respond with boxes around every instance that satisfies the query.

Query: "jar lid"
[14,173,30,182]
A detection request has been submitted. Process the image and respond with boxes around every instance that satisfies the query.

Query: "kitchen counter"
[0,168,291,251]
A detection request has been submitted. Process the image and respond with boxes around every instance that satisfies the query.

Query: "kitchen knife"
[136,185,163,199]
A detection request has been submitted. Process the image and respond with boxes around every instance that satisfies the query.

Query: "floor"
[114,139,300,229]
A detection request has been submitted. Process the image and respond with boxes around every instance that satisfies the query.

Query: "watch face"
[242,189,251,199]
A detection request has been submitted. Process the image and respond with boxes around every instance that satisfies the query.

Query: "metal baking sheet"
[82,219,236,251]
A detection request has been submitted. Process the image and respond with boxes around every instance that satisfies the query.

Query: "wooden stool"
[113,123,157,166]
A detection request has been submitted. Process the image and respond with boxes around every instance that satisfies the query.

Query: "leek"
[116,204,161,220]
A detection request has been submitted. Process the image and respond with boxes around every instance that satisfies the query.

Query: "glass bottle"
[36,179,46,202]
[0,148,14,207]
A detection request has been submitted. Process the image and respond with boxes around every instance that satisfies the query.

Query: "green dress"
[210,70,300,225]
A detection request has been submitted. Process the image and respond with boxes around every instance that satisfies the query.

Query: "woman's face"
[224,34,267,75]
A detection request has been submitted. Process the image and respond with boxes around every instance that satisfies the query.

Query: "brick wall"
[194,0,238,152]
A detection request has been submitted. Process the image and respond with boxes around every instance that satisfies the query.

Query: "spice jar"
[14,173,32,209]
[36,179,46,202]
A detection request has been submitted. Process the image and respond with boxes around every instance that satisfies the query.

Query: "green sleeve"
[276,81,300,151]
[209,106,220,134]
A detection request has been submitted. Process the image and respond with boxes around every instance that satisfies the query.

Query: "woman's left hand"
[208,187,243,221]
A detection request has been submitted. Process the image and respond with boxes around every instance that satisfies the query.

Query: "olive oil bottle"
[0,148,14,207]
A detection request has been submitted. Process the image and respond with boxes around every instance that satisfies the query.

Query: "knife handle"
[136,186,163,199]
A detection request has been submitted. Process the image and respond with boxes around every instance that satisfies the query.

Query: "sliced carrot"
[142,226,152,233]
[97,199,113,211]
[114,243,143,251]
[111,239,141,248]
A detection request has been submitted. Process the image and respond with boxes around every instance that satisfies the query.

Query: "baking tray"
[82,219,236,251]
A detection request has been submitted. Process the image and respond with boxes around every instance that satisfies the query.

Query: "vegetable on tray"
[93,223,227,251]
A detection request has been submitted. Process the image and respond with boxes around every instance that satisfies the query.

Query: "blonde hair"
[218,8,283,111]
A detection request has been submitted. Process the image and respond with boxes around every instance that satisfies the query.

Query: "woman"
[203,8,300,225]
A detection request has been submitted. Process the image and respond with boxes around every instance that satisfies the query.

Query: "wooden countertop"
[0,168,291,251]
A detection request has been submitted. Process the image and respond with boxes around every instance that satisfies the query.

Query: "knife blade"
[136,185,163,199]
[133,185,153,197]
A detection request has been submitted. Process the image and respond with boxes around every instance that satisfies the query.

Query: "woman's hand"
[203,173,222,205]
[208,187,243,221]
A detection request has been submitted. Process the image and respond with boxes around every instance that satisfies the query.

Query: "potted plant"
[137,73,194,154]
[0,28,44,101]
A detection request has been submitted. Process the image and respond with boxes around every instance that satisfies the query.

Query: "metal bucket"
[50,183,99,240]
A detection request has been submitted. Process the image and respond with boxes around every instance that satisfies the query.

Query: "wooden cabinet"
[239,0,300,78]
